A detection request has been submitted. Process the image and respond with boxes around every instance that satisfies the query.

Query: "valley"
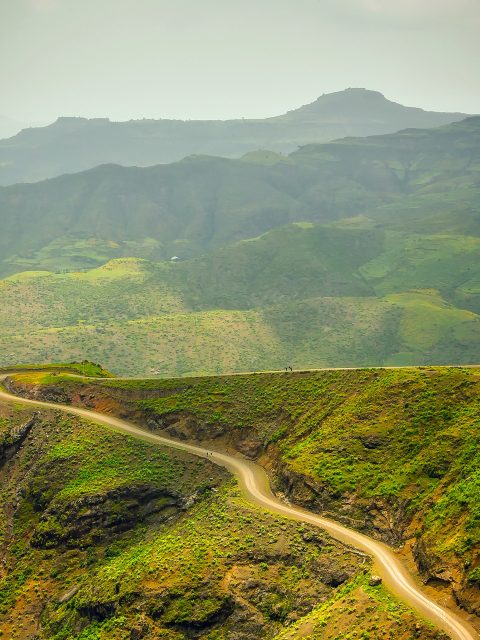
[1,116,480,376]
[2,3,479,639]
[1,365,479,639]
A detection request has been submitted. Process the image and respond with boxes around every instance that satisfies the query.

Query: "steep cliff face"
[146,405,480,620]
[5,366,479,626]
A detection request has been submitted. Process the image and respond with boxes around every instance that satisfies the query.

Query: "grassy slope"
[1,222,480,375]
[1,116,479,276]
[0,398,448,640]
[0,361,112,378]
[3,290,479,376]
[0,118,479,376]
[11,366,478,617]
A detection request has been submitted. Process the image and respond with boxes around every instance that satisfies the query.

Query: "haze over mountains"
[1,81,479,636]
[1,113,479,375]
[0,88,470,186]
[0,115,42,140]
[0,114,478,272]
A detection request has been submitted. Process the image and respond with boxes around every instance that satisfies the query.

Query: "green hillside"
[0,88,468,186]
[0,391,450,639]
[1,220,480,375]
[0,117,479,374]
[7,365,479,621]
[0,116,479,277]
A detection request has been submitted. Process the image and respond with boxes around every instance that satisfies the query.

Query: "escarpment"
[6,367,480,625]
[1,390,449,639]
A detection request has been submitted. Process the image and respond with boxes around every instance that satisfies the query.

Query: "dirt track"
[0,382,477,640]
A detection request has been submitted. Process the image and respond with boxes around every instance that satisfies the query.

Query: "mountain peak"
[277,87,467,124]
[322,87,386,98]
[0,89,470,185]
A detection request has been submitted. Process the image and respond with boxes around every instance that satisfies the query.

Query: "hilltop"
[0,88,469,185]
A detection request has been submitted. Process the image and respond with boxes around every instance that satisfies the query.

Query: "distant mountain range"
[0,88,470,185]
[1,116,479,374]
[1,115,478,274]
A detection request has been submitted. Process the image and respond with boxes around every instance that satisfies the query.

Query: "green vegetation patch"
[19,366,479,594]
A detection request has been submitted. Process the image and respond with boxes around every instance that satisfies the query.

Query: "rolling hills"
[1,116,479,375]
[0,115,479,275]
[1,222,479,375]
[0,88,469,186]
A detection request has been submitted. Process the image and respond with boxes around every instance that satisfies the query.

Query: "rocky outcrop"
[30,484,185,549]
[414,538,480,617]
[147,411,227,441]
[262,445,410,547]
[0,413,39,467]
[0,379,431,547]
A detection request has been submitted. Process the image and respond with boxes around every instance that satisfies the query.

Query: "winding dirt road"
[0,383,477,640]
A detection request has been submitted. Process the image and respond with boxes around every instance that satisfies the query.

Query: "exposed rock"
[414,539,452,585]
[129,619,150,640]
[322,569,351,587]
[5,377,70,404]
[148,411,225,441]
[358,434,385,449]
[369,575,382,586]
[8,376,479,626]
[453,583,480,617]
[301,530,326,545]
[236,437,263,458]
[58,585,80,603]
[0,413,39,467]
[271,451,410,546]
[30,484,181,548]
[77,600,117,623]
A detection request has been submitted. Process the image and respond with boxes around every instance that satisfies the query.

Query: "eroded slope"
[0,395,449,639]
[8,367,478,622]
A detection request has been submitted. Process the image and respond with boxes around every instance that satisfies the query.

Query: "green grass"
[4,397,435,639]
[1,274,480,379]
[15,366,479,600]
[3,367,467,636]
[0,361,112,378]
[273,572,446,640]
[384,290,480,362]
[1,217,480,376]
[42,422,188,502]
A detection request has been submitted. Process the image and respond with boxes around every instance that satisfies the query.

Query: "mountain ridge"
[0,88,471,186]
[0,116,479,375]
[272,87,468,124]
[0,115,478,276]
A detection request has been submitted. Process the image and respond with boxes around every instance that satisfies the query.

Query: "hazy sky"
[1,0,479,123]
